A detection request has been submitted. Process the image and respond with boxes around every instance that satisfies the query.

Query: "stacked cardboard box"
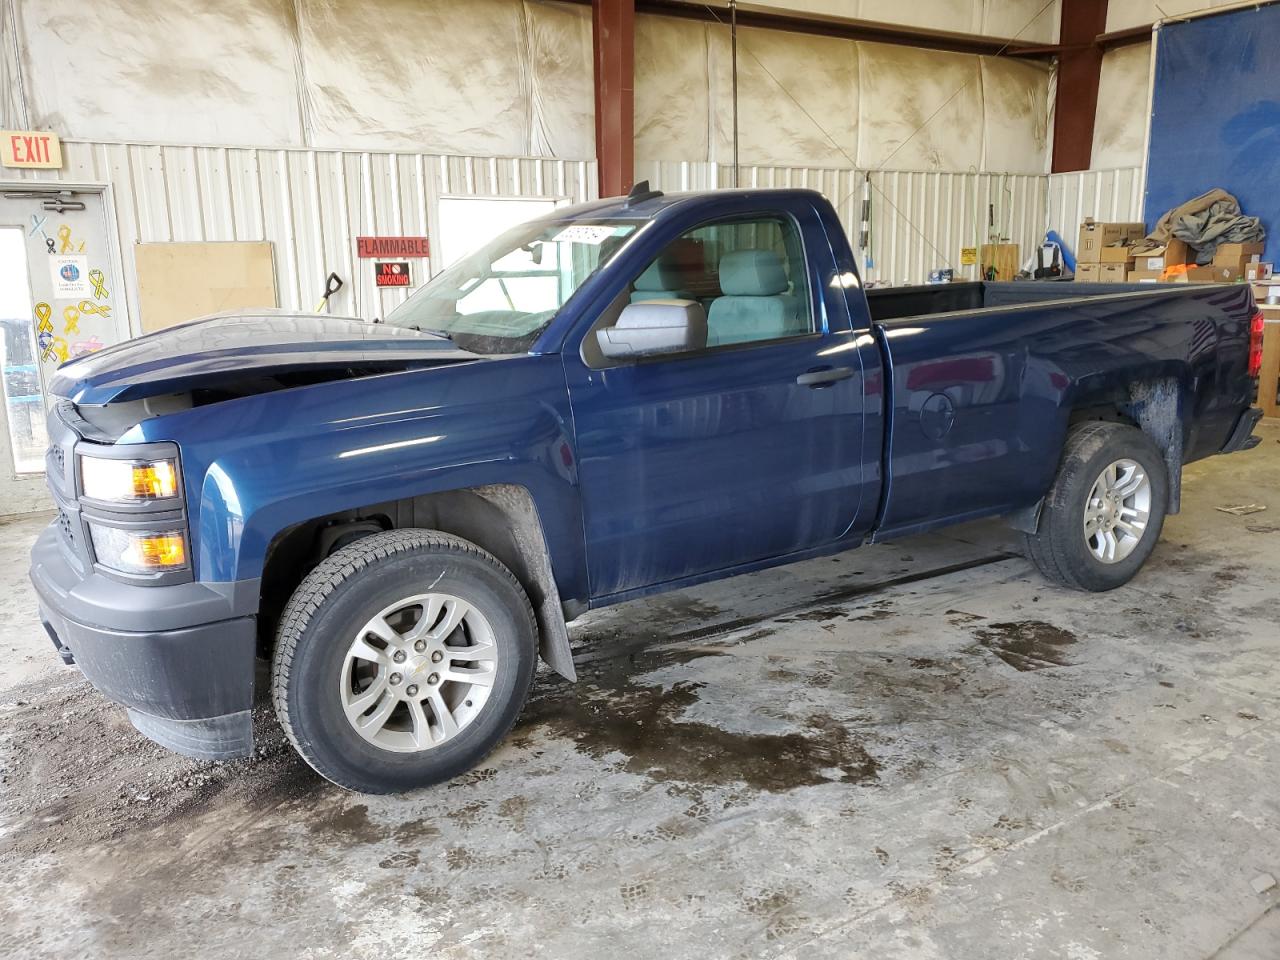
[1209,242,1265,282]
[1126,238,1199,282]
[1075,219,1145,283]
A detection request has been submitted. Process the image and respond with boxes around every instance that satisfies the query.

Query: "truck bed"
[865,280,1218,324]
[870,280,1257,540]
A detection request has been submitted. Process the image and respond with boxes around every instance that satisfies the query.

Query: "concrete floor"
[1,421,1278,959]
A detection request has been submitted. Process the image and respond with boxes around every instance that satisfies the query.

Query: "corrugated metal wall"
[1046,166,1146,244]
[639,161,1048,283]
[6,140,598,330]
[6,141,1113,336]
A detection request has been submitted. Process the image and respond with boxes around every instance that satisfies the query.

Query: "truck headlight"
[88,525,188,574]
[81,455,179,501]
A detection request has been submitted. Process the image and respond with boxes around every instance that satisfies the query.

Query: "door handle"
[796,366,854,387]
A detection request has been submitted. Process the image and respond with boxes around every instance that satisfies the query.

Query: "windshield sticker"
[551,225,620,246]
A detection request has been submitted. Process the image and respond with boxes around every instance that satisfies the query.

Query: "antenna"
[625,180,664,206]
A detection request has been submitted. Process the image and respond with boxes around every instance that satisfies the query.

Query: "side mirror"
[596,300,707,360]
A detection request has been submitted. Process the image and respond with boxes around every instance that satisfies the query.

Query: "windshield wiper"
[411,326,454,340]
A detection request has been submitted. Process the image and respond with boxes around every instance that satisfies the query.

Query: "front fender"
[133,357,588,599]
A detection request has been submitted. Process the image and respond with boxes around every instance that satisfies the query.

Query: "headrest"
[719,249,788,296]
[634,258,683,291]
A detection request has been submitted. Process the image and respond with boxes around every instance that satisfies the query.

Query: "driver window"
[629,215,813,349]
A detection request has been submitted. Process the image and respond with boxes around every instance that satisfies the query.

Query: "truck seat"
[631,258,691,302]
[706,249,801,346]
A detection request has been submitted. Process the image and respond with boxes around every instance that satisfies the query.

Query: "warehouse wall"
[2,0,1055,173]
[640,160,1046,284]
[1045,166,1145,248]
[0,0,596,158]
[4,142,596,325]
[634,17,1054,173]
[1091,1,1248,170]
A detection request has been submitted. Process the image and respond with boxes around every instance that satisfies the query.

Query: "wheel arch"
[1066,375,1187,514]
[1011,373,1190,535]
[259,483,577,682]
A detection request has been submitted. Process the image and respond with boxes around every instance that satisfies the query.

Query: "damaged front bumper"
[30,522,259,760]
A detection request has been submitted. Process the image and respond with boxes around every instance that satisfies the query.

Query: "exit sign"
[1,131,62,169]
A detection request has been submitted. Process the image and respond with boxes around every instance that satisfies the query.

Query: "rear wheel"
[271,530,537,793]
[1025,421,1169,591]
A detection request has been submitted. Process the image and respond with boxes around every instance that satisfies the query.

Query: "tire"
[271,529,537,793]
[1025,421,1169,592]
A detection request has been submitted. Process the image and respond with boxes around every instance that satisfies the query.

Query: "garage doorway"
[0,185,127,513]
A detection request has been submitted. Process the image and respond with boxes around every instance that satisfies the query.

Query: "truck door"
[563,198,879,600]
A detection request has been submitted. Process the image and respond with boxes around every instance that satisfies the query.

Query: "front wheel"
[271,530,537,793]
[1025,421,1169,591]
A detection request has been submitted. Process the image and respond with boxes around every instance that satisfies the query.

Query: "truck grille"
[56,507,75,547]
[45,404,89,571]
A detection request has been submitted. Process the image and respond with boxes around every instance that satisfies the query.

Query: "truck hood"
[51,311,482,405]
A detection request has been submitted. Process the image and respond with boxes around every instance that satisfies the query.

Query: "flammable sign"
[374,261,412,288]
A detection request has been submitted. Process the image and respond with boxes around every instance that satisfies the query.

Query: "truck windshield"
[384,219,639,353]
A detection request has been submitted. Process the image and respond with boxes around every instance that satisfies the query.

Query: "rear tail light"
[1248,309,1264,378]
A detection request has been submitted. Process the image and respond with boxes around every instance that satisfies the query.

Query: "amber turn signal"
[81,456,179,501]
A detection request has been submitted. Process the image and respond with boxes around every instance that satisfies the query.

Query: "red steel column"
[593,0,635,197]
[1051,0,1109,173]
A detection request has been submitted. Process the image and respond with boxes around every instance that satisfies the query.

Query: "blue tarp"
[1144,3,1280,262]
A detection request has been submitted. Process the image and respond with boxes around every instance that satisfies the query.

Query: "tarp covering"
[2,0,1051,171]
[1144,3,1280,260]
[635,18,1051,172]
[3,0,594,158]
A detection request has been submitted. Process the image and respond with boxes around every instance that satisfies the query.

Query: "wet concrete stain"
[971,620,1077,672]
[784,606,849,623]
[517,649,880,792]
[572,555,1011,670]
[852,608,895,622]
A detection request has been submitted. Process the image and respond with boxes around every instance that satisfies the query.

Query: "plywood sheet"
[135,242,277,333]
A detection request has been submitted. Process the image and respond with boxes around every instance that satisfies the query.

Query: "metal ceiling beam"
[571,0,1057,58]
[1050,0,1109,173]
[593,0,636,199]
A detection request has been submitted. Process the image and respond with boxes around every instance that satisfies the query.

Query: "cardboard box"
[1098,263,1129,283]
[1128,269,1164,283]
[1213,242,1264,264]
[1132,238,1194,272]
[1212,260,1250,283]
[1246,262,1273,281]
[1077,219,1146,263]
[1099,245,1137,264]
[1167,265,1217,283]
[1074,262,1102,282]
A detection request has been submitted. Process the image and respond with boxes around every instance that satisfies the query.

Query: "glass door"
[0,186,126,514]
[0,227,44,474]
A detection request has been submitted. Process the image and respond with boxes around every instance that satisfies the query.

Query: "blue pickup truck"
[31,185,1265,793]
